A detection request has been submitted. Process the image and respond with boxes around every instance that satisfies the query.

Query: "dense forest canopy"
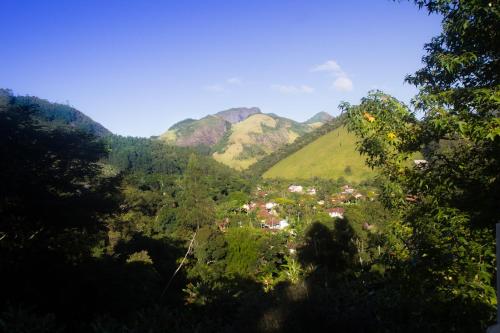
[0,89,111,137]
[0,1,498,332]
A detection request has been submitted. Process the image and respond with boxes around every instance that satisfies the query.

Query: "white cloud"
[203,84,225,92]
[311,60,344,76]
[312,59,353,92]
[226,77,242,85]
[333,77,353,92]
[271,84,314,94]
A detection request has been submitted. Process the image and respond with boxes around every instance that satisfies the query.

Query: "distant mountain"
[215,107,261,124]
[305,111,333,124]
[212,113,312,170]
[161,115,230,147]
[0,89,111,137]
[161,107,262,147]
[160,107,331,169]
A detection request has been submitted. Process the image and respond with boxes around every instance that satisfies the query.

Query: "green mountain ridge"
[2,88,367,180]
[160,108,333,170]
[0,89,111,137]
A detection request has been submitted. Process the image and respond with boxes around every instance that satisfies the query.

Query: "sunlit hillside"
[213,113,306,170]
[263,126,375,181]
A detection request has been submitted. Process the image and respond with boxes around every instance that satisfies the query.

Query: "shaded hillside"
[160,107,261,147]
[212,113,311,170]
[263,126,375,182]
[161,115,230,147]
[215,107,261,123]
[0,89,111,137]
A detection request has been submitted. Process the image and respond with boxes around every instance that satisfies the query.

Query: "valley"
[1,1,498,331]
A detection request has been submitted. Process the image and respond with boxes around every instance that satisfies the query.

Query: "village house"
[331,194,348,204]
[288,185,303,193]
[265,202,277,210]
[277,219,289,229]
[328,207,345,219]
[242,202,257,212]
[258,204,289,230]
[306,188,317,195]
[341,185,355,195]
[413,159,428,168]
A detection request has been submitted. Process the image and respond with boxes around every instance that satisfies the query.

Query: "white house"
[328,207,345,219]
[265,202,277,210]
[414,159,428,168]
[278,220,289,229]
[288,185,303,193]
[341,185,355,195]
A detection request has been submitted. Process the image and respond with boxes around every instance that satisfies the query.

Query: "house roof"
[327,207,345,214]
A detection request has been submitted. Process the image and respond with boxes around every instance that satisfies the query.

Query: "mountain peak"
[305,111,333,124]
[215,107,261,124]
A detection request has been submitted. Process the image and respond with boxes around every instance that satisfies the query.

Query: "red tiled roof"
[327,207,345,213]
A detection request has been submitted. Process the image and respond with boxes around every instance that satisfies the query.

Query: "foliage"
[0,102,119,257]
[224,227,265,277]
[0,89,110,137]
[280,256,303,284]
[177,154,216,231]
[104,135,191,174]
[343,0,500,329]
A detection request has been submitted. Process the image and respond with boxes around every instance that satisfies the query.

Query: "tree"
[177,154,216,231]
[343,0,499,329]
[0,99,121,323]
[0,102,119,257]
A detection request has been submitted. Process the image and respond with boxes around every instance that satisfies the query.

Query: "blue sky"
[0,0,441,137]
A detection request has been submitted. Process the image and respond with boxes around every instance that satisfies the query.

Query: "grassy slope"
[212,114,304,170]
[213,114,278,169]
[263,126,375,181]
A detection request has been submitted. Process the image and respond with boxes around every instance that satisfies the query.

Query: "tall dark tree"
[0,102,118,253]
[0,99,120,318]
[177,154,216,231]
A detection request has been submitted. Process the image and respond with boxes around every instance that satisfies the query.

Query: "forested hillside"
[0,89,111,136]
